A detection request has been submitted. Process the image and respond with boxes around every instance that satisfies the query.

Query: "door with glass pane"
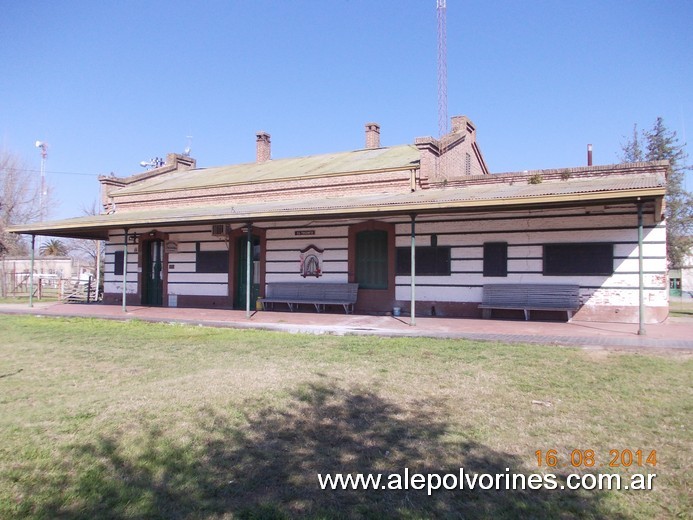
[235,235,261,309]
[143,239,163,306]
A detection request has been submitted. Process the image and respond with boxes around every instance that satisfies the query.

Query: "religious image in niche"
[299,245,324,278]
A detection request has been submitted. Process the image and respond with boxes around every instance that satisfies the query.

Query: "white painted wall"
[102,206,667,312]
[104,226,230,297]
[394,207,667,310]
[265,224,350,284]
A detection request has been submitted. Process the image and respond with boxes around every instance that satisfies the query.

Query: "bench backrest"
[266,283,301,300]
[482,284,579,308]
[266,282,359,303]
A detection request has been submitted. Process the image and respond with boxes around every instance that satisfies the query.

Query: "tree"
[65,201,104,279]
[39,238,68,257]
[0,149,50,256]
[621,117,692,267]
[620,124,643,163]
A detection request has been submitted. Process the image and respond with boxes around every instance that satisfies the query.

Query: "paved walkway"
[1,302,692,349]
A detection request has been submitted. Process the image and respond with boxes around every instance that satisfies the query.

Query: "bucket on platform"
[392,307,401,317]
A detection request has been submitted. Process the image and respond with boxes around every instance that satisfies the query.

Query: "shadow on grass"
[21,384,622,519]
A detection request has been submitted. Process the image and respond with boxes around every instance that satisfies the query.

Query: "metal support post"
[29,235,35,308]
[122,228,129,313]
[246,223,252,319]
[410,214,416,326]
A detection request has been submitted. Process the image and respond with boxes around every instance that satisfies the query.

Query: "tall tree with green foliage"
[621,117,692,267]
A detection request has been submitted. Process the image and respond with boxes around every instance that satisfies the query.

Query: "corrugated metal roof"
[112,145,421,196]
[9,173,665,239]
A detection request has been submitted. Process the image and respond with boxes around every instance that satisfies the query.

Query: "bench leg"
[567,310,573,322]
[287,303,294,312]
[524,309,530,321]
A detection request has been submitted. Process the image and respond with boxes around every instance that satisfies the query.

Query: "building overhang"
[9,181,666,241]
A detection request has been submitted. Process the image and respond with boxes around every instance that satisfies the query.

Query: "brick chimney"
[365,123,380,149]
[256,131,271,163]
[451,115,473,134]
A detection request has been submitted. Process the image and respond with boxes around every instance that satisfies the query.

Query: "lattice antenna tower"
[437,0,448,139]
[437,0,448,180]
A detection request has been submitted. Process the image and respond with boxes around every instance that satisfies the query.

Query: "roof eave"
[8,187,665,238]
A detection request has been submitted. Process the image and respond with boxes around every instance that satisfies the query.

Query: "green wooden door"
[236,235,261,308]
[143,239,163,306]
[356,230,388,289]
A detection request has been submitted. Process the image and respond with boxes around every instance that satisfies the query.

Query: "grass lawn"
[0,315,690,519]
[669,300,693,318]
[0,297,60,304]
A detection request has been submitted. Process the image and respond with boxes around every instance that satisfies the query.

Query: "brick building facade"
[11,117,669,323]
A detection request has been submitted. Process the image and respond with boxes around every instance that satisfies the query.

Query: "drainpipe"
[29,235,35,308]
[410,214,416,326]
[637,202,645,335]
[246,223,252,319]
[122,228,128,313]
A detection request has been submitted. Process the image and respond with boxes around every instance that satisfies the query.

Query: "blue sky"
[1,0,691,220]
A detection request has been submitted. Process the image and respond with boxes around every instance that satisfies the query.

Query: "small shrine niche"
[299,245,323,278]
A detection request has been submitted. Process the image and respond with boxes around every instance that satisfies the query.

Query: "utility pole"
[35,141,48,222]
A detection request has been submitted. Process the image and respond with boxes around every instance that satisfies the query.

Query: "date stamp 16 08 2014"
[535,449,657,469]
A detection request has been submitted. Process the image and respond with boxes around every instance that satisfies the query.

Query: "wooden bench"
[259,282,359,314]
[479,283,580,321]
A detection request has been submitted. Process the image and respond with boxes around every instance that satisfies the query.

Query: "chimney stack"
[256,132,271,163]
[587,144,593,166]
[365,123,380,149]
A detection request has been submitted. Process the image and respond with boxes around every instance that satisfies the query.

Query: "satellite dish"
[139,161,149,167]
[35,140,44,148]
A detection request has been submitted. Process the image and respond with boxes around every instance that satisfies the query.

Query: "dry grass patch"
[669,300,693,318]
[0,315,690,519]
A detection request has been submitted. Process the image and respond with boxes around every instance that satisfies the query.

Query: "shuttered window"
[543,243,613,276]
[396,246,451,276]
[113,251,124,276]
[195,242,229,273]
[356,230,388,289]
[483,242,508,277]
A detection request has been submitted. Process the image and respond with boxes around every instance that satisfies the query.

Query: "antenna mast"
[437,0,448,139]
